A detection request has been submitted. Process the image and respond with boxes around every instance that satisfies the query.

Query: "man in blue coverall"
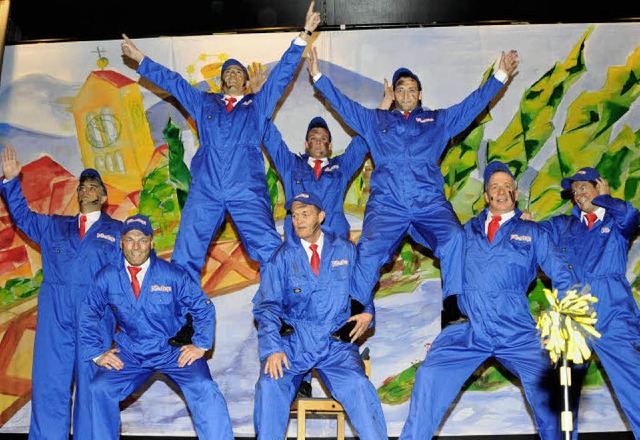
[263,116,369,242]
[400,161,576,440]
[252,192,386,439]
[0,145,122,440]
[262,116,375,395]
[538,167,640,439]
[120,1,321,285]
[78,214,233,439]
[307,47,519,319]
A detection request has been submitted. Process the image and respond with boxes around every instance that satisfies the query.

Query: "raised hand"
[498,49,519,77]
[307,46,320,78]
[121,33,145,64]
[1,146,21,181]
[303,0,321,35]
[378,78,395,110]
[248,62,268,93]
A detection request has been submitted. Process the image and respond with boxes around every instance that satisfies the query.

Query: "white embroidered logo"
[510,234,532,242]
[96,233,116,242]
[151,285,172,292]
[331,259,349,267]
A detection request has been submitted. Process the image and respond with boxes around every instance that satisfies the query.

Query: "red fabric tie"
[313,160,322,179]
[403,111,410,119]
[487,215,501,243]
[79,214,87,239]
[309,244,320,276]
[225,96,237,113]
[127,266,142,300]
[585,212,598,230]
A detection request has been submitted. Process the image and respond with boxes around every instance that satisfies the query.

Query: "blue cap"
[284,192,323,211]
[121,214,153,236]
[306,116,331,141]
[483,161,515,190]
[79,168,107,195]
[392,67,422,91]
[561,167,601,190]
[221,58,248,79]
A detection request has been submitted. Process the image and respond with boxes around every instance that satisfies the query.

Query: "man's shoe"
[168,313,194,347]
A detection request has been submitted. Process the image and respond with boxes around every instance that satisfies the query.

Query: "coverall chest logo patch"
[510,234,532,242]
[331,259,349,267]
[416,117,434,123]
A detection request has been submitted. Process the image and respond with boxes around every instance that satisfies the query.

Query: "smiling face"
[484,171,518,215]
[393,77,422,113]
[291,202,325,243]
[570,180,599,213]
[305,127,332,159]
[120,229,154,267]
[221,65,248,95]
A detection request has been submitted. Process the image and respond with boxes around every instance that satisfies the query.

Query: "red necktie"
[313,160,322,179]
[225,96,236,112]
[309,244,320,276]
[487,215,501,243]
[79,214,87,239]
[127,266,142,300]
[585,212,597,230]
[403,111,410,119]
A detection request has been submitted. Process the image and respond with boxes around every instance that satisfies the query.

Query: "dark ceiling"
[6,0,640,44]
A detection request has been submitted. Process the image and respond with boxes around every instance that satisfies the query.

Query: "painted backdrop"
[0,23,639,437]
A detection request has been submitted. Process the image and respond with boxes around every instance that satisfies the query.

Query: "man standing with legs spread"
[307,47,519,320]
[120,2,321,285]
[400,161,576,440]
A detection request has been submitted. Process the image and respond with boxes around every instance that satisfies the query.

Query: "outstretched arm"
[299,1,321,43]
[121,33,145,64]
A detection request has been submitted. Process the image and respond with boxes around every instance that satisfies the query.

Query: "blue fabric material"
[306,116,331,140]
[483,160,515,189]
[539,194,640,439]
[136,40,306,282]
[121,213,153,236]
[314,73,506,302]
[0,177,122,440]
[252,230,386,439]
[400,210,577,440]
[284,191,324,211]
[79,252,233,439]
[561,167,601,189]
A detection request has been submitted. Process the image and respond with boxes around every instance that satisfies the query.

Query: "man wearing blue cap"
[538,167,640,438]
[78,214,234,439]
[307,46,519,321]
[262,116,375,396]
[0,145,122,439]
[252,192,386,439]
[400,161,576,440]
[263,116,369,242]
[120,2,321,286]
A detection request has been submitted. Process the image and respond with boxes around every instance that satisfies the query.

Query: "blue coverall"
[0,177,121,440]
[135,39,308,283]
[78,251,233,440]
[262,120,369,242]
[252,230,387,439]
[400,209,577,440]
[539,195,640,438]
[313,74,507,301]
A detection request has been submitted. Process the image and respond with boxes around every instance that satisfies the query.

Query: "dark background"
[6,0,640,44]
